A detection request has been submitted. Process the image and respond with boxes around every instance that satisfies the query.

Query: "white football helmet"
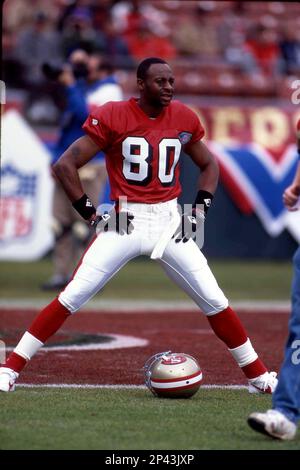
[144,351,203,398]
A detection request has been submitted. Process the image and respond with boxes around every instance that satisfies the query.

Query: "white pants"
[59,199,228,315]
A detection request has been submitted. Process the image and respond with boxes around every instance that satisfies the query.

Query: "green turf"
[0,258,293,301]
[0,388,298,450]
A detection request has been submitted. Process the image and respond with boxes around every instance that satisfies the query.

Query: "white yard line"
[0,298,291,312]
[17,383,248,390]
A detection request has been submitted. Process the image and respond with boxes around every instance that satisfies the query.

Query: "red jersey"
[82,97,204,203]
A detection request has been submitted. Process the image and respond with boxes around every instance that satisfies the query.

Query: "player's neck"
[137,98,164,118]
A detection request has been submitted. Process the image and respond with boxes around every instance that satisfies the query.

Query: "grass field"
[0,258,293,301]
[1,388,298,450]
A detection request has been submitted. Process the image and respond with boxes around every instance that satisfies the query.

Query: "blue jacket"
[52,76,119,163]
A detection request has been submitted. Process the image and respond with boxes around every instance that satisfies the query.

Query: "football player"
[0,58,277,393]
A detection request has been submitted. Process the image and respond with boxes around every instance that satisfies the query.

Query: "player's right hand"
[89,210,134,235]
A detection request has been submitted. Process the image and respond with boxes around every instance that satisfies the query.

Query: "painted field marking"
[5,334,148,352]
[17,383,248,390]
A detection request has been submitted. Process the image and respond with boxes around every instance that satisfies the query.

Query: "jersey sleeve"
[186,107,205,144]
[82,103,113,150]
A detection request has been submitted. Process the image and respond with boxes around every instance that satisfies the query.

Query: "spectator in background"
[42,50,123,290]
[173,10,220,58]
[111,0,170,39]
[99,19,134,69]
[60,7,105,57]
[14,11,63,122]
[280,26,300,76]
[16,11,62,85]
[126,23,177,62]
[15,12,61,86]
[243,25,281,78]
[3,0,60,34]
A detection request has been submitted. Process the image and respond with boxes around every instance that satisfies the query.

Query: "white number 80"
[122,136,181,186]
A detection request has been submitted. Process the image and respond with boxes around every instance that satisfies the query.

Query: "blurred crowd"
[3,0,300,113]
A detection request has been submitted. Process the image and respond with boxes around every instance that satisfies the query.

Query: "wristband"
[72,193,96,220]
[193,190,213,214]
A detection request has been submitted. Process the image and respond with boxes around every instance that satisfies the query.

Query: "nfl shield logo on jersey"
[178,132,192,145]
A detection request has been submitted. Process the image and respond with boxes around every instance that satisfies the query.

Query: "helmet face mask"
[144,351,203,398]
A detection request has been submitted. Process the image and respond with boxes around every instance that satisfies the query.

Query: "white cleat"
[0,367,19,392]
[248,409,297,441]
[248,371,278,394]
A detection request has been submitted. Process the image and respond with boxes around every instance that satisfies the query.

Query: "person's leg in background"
[248,246,300,440]
[273,247,300,422]
[42,181,75,290]
[72,163,107,258]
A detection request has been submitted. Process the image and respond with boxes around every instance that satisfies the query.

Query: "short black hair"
[137,57,169,80]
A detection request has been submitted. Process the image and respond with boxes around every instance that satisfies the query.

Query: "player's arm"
[53,135,102,222]
[185,139,219,212]
[283,162,300,211]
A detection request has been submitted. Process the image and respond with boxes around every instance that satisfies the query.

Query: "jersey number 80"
[122,137,181,187]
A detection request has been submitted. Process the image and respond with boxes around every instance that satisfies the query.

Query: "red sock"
[4,299,70,373]
[241,358,267,379]
[208,306,267,379]
[28,297,71,343]
[4,352,27,373]
[207,306,247,348]
[3,298,70,374]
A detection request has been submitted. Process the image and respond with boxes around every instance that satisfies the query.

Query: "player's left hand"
[172,207,205,243]
[283,184,300,211]
[89,210,134,235]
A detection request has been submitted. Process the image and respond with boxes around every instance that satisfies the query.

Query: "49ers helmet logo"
[144,351,203,398]
[161,354,187,365]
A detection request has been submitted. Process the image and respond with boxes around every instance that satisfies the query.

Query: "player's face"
[139,64,175,107]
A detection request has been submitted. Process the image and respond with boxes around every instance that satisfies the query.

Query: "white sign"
[0,110,54,260]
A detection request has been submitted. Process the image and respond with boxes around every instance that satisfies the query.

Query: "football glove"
[172,207,205,243]
[90,209,134,235]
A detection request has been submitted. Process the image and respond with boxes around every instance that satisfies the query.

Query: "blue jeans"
[273,246,300,424]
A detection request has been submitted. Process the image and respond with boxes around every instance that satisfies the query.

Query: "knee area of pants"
[204,301,229,316]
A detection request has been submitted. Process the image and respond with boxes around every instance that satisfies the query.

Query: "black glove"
[90,209,134,235]
[172,207,205,243]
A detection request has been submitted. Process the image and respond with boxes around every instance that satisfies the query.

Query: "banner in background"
[188,104,300,241]
[0,110,54,260]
